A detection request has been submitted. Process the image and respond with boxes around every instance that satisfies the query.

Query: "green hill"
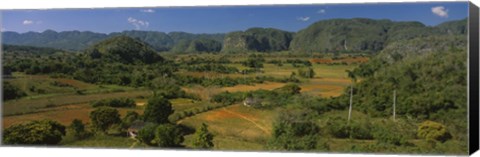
[85,36,164,64]
[2,30,108,51]
[327,35,468,138]
[290,18,467,53]
[290,18,391,53]
[436,18,468,35]
[222,28,293,53]
[2,30,225,52]
[110,31,174,51]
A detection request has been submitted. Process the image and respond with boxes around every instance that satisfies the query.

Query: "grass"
[183,134,265,151]
[62,134,149,148]
[179,104,276,150]
[220,82,286,92]
[3,90,150,116]
[300,78,351,97]
[170,98,209,112]
[182,85,223,101]
[7,73,97,96]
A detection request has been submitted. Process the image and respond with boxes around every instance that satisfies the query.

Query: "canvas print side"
[0,2,471,155]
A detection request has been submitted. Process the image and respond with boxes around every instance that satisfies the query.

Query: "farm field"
[2,103,144,128]
[2,54,358,150]
[180,104,277,150]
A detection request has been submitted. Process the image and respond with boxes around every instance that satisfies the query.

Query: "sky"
[0,2,469,34]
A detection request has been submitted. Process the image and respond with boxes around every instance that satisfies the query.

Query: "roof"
[128,121,150,131]
[244,97,262,105]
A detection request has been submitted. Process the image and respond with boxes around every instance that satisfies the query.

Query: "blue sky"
[0,2,468,34]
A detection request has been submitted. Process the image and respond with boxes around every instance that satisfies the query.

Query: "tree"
[326,117,350,138]
[137,123,157,145]
[69,119,90,140]
[148,77,186,99]
[143,96,174,124]
[3,82,26,101]
[369,121,412,146]
[417,120,452,142]
[268,109,326,151]
[3,120,66,145]
[192,123,214,149]
[122,111,140,127]
[154,124,184,147]
[243,54,265,69]
[298,68,316,78]
[89,107,121,132]
[307,68,315,78]
[91,98,136,108]
[274,83,301,96]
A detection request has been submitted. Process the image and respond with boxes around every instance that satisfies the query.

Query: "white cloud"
[431,6,448,18]
[127,17,150,30]
[317,9,326,14]
[23,20,34,25]
[297,16,310,22]
[140,9,155,13]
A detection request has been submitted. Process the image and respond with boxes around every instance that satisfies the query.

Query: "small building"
[127,121,147,139]
[243,97,262,107]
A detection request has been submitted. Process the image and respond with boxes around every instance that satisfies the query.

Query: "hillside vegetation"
[290,18,466,53]
[2,18,466,54]
[85,36,163,64]
[222,28,293,52]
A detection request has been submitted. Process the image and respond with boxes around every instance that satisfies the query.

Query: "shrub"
[68,119,90,140]
[210,91,244,105]
[274,83,301,96]
[349,119,374,140]
[3,82,26,100]
[3,120,66,145]
[417,120,452,142]
[268,109,322,151]
[192,123,214,149]
[154,124,184,147]
[122,111,140,127]
[91,98,136,108]
[143,96,174,124]
[149,77,187,99]
[137,123,158,145]
[372,123,409,146]
[298,68,316,78]
[89,107,121,132]
[325,117,350,138]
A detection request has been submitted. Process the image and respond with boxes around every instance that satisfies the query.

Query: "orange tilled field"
[310,57,369,64]
[2,103,143,128]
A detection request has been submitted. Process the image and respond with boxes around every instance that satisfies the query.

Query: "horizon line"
[1,17,468,35]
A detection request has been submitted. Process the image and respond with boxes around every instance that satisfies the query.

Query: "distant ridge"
[2,30,225,52]
[2,18,466,53]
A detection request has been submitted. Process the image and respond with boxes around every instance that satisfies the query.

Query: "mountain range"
[1,18,467,53]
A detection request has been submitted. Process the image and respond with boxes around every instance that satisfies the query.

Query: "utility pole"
[393,90,396,121]
[348,85,353,123]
